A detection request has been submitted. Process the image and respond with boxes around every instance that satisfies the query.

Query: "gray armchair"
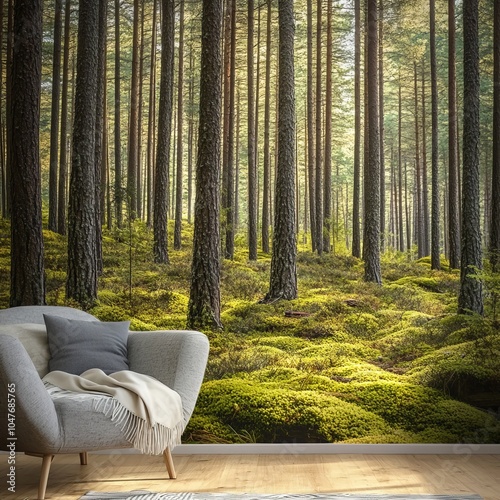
[0,306,209,500]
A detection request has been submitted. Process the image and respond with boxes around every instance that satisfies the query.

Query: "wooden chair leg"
[38,454,54,500]
[163,448,176,479]
[79,452,88,465]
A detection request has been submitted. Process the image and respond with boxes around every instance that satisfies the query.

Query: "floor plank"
[1,453,498,500]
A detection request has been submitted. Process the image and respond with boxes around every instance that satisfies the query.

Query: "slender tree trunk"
[398,78,404,252]
[94,0,107,274]
[315,0,323,255]
[0,0,4,218]
[255,4,262,236]
[136,0,145,220]
[174,0,185,250]
[248,0,258,260]
[491,0,500,269]
[323,0,333,253]
[147,0,158,228]
[114,0,123,228]
[364,0,381,284]
[57,0,71,235]
[48,0,63,232]
[66,0,99,309]
[187,43,194,225]
[262,0,272,254]
[430,0,440,269]
[421,62,430,257]
[307,0,316,251]
[10,0,45,306]
[187,0,223,329]
[378,0,385,252]
[352,0,361,258]
[414,61,424,258]
[235,91,241,232]
[264,0,297,302]
[154,0,175,264]
[448,0,460,268]
[405,161,411,252]
[225,0,236,259]
[458,0,483,315]
[127,0,141,218]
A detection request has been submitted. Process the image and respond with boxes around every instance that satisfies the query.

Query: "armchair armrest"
[127,330,209,427]
[0,335,60,453]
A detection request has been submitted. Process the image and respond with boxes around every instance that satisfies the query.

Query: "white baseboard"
[90,443,500,455]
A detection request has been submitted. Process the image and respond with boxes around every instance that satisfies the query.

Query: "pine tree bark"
[5,0,13,218]
[174,0,185,250]
[264,0,297,302]
[491,0,500,269]
[187,0,223,329]
[352,0,361,258]
[458,0,483,315]
[187,42,194,225]
[57,0,72,236]
[262,0,272,254]
[127,0,141,218]
[323,0,333,253]
[136,1,145,219]
[10,0,45,306]
[398,78,404,252]
[66,0,99,309]
[378,0,385,252]
[0,0,4,219]
[414,61,424,258]
[114,0,123,228]
[430,0,440,270]
[247,0,258,261]
[154,0,175,264]
[364,0,381,284]
[448,0,460,269]
[48,0,63,232]
[421,62,430,257]
[307,0,316,251]
[315,0,323,255]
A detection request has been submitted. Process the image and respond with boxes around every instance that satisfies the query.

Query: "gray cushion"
[43,314,130,375]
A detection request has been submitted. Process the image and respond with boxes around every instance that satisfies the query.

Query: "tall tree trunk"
[95,0,108,274]
[323,0,333,253]
[66,0,99,309]
[398,77,404,252]
[307,0,316,251]
[10,0,45,306]
[255,4,262,236]
[491,0,500,269]
[364,0,381,284]
[421,62,430,257]
[448,0,460,268]
[187,0,223,329]
[414,61,424,258]
[458,0,483,315]
[247,0,258,261]
[378,0,385,252]
[262,0,272,254]
[127,0,141,218]
[235,91,241,232]
[136,0,145,220]
[114,0,123,228]
[0,0,4,218]
[174,0,185,250]
[187,42,194,225]
[315,0,323,255]
[430,0,440,270]
[147,0,158,228]
[225,0,236,259]
[57,0,72,235]
[264,0,297,302]
[352,0,361,258]
[154,0,175,264]
[405,161,411,252]
[5,0,13,218]
[48,0,63,232]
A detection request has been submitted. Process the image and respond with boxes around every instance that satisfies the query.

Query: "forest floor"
[1,218,500,444]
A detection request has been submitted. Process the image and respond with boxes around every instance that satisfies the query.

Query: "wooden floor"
[2,453,500,500]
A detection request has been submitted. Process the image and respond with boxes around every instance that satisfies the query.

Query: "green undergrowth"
[0,217,499,444]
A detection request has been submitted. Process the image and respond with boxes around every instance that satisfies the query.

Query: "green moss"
[344,312,380,339]
[197,378,391,443]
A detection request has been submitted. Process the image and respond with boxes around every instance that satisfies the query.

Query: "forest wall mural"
[0,0,499,445]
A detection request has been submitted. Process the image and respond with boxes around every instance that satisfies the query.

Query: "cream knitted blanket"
[43,368,183,455]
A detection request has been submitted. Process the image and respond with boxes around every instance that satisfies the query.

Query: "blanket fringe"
[93,397,183,455]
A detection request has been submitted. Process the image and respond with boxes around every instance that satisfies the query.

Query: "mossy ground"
[1,218,499,444]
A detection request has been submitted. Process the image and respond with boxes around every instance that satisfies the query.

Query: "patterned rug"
[79,492,483,500]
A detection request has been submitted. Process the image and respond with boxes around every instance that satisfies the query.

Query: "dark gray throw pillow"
[43,314,130,375]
